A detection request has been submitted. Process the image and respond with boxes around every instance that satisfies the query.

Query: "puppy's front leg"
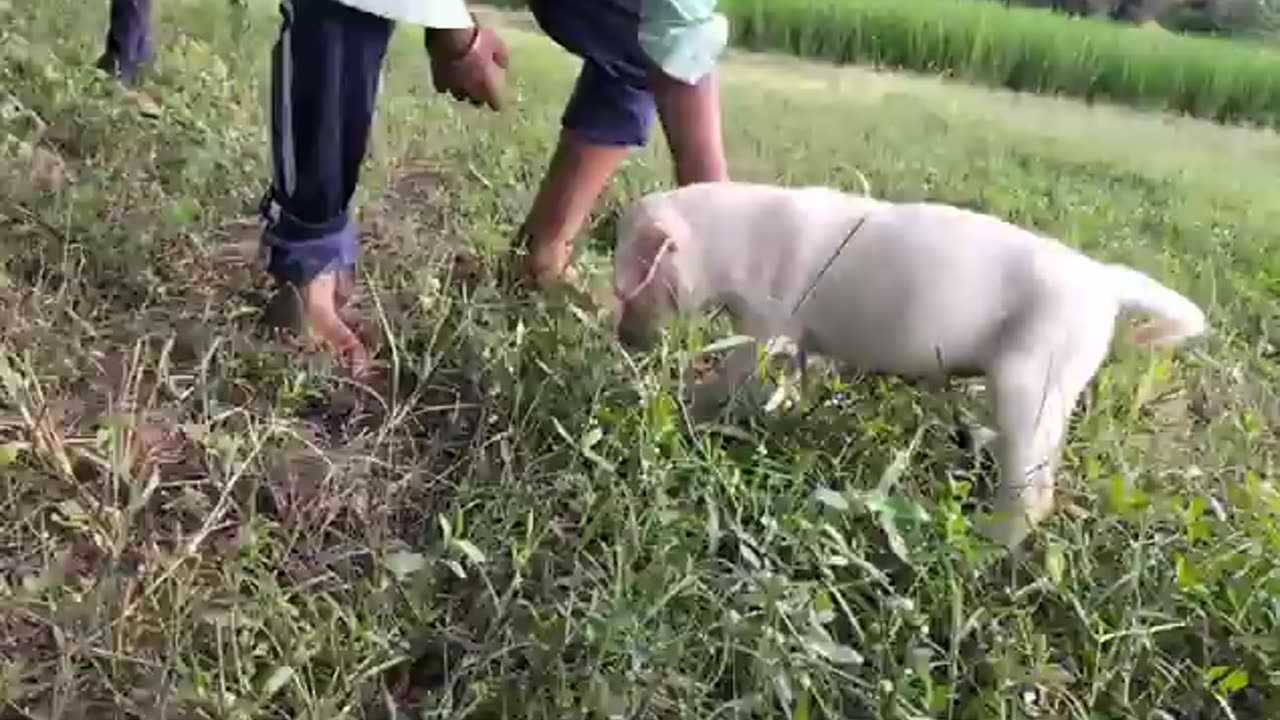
[687,340,763,422]
[719,341,766,386]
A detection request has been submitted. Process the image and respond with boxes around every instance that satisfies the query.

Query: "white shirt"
[335,0,473,28]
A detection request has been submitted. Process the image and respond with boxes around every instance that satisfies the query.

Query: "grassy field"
[2,0,1280,718]
[719,0,1280,129]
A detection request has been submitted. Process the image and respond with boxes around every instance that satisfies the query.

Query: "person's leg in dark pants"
[519,0,728,290]
[260,0,394,372]
[97,0,155,84]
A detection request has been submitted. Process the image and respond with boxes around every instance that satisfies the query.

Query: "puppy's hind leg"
[983,331,1110,549]
[983,356,1060,549]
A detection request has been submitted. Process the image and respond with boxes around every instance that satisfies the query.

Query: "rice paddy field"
[1,0,1279,718]
[722,0,1280,128]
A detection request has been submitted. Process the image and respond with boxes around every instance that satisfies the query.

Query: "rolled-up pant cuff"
[261,205,358,288]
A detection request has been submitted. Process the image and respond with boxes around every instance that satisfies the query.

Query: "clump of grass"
[721,0,1280,128]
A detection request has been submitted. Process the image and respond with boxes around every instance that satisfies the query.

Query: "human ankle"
[675,155,728,186]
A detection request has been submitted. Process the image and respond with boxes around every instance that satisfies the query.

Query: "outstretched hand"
[426,23,509,111]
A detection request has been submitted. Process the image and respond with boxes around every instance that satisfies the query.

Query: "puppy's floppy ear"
[617,216,680,303]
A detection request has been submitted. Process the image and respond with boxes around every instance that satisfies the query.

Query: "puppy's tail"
[1104,263,1207,347]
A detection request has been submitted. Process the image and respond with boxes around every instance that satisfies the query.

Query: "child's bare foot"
[265,269,370,378]
[304,271,370,377]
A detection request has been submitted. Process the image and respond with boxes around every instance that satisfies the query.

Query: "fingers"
[484,77,504,111]
[444,74,499,110]
[460,68,505,111]
[428,26,509,112]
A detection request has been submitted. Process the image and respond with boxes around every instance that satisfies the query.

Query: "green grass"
[720,0,1280,129]
[2,1,1280,718]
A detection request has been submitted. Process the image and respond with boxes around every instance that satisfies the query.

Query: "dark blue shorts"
[529,0,656,148]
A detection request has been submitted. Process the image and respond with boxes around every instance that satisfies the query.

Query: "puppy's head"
[612,204,691,352]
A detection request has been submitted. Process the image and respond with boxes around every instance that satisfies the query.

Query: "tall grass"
[719,0,1280,128]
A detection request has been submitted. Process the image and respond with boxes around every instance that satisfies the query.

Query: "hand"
[426,23,509,111]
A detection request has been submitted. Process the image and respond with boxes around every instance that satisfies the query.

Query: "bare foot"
[126,90,162,118]
[304,271,371,377]
[262,270,369,378]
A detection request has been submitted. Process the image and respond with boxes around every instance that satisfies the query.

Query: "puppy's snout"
[619,325,658,352]
[617,318,659,352]
[615,301,660,352]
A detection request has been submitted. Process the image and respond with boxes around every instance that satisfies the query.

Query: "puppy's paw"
[762,373,805,415]
[687,380,731,424]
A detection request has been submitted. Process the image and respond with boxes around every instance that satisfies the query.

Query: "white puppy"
[611,181,1207,547]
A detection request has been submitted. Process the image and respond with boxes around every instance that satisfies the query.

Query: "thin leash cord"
[789,214,869,316]
[702,212,870,326]
[761,212,868,414]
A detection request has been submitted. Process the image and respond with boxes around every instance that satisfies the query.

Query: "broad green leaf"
[452,539,487,565]
[0,441,26,467]
[772,671,794,711]
[876,424,926,495]
[1175,554,1203,593]
[581,446,617,474]
[260,665,295,699]
[1045,544,1066,585]
[384,550,427,581]
[812,589,835,616]
[444,559,467,579]
[879,515,911,564]
[882,496,930,523]
[794,687,811,720]
[701,334,756,354]
[812,487,849,512]
[549,416,576,448]
[808,638,863,666]
[698,423,755,443]
[1221,669,1250,694]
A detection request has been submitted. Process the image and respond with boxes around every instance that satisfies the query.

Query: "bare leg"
[519,130,630,289]
[518,68,729,290]
[650,70,730,186]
